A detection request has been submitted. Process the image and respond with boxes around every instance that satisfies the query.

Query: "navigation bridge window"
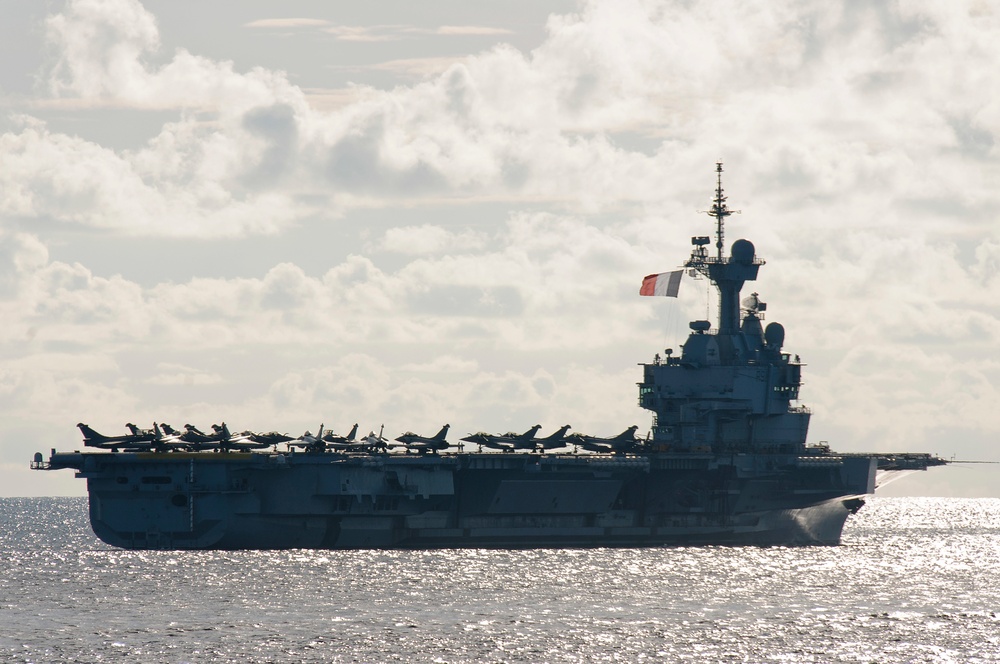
[639,385,656,407]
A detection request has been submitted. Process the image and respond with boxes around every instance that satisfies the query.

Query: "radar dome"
[741,292,762,311]
[731,239,755,263]
[689,320,711,332]
[764,322,785,349]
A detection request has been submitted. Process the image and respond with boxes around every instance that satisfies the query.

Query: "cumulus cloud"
[0,214,664,353]
[400,356,480,373]
[0,350,138,424]
[6,0,1000,497]
[46,0,305,111]
[358,57,465,80]
[380,225,487,254]
[4,0,995,240]
[0,117,307,236]
[143,363,224,386]
[0,230,49,299]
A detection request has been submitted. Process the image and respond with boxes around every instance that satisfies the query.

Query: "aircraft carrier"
[31,164,946,550]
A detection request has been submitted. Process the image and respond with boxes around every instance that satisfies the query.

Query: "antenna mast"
[706,161,738,260]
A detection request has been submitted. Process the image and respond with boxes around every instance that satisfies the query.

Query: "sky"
[1,0,998,497]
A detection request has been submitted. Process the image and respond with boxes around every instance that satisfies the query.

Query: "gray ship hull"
[44,449,875,550]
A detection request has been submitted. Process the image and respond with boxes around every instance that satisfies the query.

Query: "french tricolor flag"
[639,270,682,297]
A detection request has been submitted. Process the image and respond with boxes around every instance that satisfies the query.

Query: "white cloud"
[0,114,306,237]
[0,213,663,369]
[380,225,487,254]
[5,0,1000,497]
[359,57,465,80]
[0,351,137,427]
[400,356,480,373]
[4,0,994,240]
[46,0,306,112]
[45,0,161,100]
[144,362,224,386]
[321,25,400,43]
[0,230,49,299]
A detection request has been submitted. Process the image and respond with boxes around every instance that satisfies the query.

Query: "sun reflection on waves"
[3,497,1000,662]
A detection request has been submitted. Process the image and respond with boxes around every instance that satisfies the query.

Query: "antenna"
[704,161,740,260]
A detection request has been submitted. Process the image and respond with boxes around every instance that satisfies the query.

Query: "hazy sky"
[2,0,998,497]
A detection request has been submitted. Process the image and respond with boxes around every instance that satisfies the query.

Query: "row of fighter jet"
[76,422,645,455]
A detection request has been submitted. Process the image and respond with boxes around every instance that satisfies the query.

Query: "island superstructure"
[31,164,945,550]
[640,163,810,455]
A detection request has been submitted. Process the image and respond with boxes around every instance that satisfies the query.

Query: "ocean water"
[2,497,999,663]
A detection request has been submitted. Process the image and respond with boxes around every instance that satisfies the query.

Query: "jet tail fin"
[77,423,106,444]
[617,425,639,441]
[347,423,358,441]
[434,424,450,441]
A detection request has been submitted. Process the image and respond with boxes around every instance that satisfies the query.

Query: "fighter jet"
[180,423,222,445]
[146,422,192,452]
[246,431,296,447]
[567,425,641,454]
[327,424,386,453]
[534,425,573,452]
[322,423,359,448]
[155,423,217,451]
[77,423,154,450]
[159,423,184,437]
[77,422,189,452]
[394,424,451,454]
[359,426,392,453]
[290,424,330,453]
[175,422,265,451]
[125,422,155,438]
[461,424,542,452]
[151,422,180,444]
[209,422,268,451]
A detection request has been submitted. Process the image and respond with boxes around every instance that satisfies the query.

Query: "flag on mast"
[639,270,682,297]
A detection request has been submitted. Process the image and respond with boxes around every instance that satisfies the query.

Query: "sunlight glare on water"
[2,497,999,662]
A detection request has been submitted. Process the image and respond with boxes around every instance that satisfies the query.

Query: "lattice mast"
[708,161,734,260]
[685,162,753,334]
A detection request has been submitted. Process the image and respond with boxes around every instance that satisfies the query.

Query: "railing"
[686,256,766,267]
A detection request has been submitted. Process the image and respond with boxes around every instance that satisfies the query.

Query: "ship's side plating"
[39,446,874,549]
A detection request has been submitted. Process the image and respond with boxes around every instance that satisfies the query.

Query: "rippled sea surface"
[3,497,1000,663]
